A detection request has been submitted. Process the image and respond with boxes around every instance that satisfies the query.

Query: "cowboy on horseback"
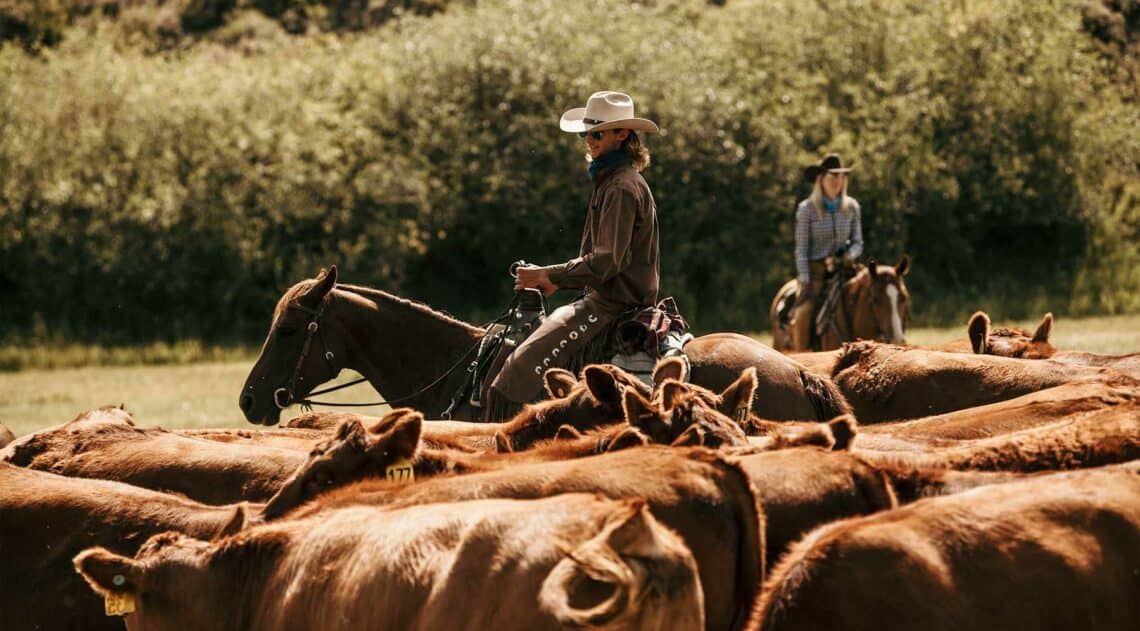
[790,153,864,351]
[487,91,661,416]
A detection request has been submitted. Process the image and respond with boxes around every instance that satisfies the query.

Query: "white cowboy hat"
[559,91,660,134]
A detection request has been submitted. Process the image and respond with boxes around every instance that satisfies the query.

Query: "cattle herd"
[1,311,1138,630]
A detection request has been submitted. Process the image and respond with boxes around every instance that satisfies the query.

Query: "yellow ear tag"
[104,592,137,616]
[385,458,414,483]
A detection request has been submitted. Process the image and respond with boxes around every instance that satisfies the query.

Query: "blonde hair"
[584,130,651,172]
[808,174,851,217]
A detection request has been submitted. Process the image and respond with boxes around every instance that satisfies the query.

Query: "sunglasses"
[578,130,608,140]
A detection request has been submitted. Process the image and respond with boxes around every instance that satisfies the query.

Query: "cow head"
[968,311,1057,359]
[623,382,751,449]
[495,364,650,453]
[260,408,422,520]
[75,532,232,631]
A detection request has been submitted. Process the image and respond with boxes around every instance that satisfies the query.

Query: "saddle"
[461,293,692,409]
[776,259,858,351]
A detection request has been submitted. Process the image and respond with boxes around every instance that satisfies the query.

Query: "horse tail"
[799,367,853,421]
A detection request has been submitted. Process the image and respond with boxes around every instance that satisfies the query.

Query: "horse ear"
[895,255,909,276]
[543,369,578,399]
[584,365,623,408]
[1032,312,1053,343]
[967,311,990,354]
[303,265,338,305]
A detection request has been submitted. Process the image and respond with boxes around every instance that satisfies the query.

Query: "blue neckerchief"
[822,196,842,213]
[588,149,626,181]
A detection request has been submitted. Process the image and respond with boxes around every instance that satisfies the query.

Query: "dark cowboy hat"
[803,153,855,183]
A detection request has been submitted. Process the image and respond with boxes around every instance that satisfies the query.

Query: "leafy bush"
[0,0,1137,346]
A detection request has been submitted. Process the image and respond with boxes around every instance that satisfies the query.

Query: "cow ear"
[540,500,684,627]
[373,411,423,461]
[658,380,686,411]
[718,367,757,419]
[302,265,338,305]
[1033,312,1053,343]
[825,415,858,450]
[895,254,910,276]
[623,389,669,441]
[584,365,623,408]
[967,311,990,354]
[494,430,514,453]
[606,427,648,452]
[554,425,584,441]
[212,504,252,540]
[74,547,144,597]
[670,424,707,447]
[544,369,578,399]
[652,357,687,385]
[334,418,365,441]
[367,408,417,435]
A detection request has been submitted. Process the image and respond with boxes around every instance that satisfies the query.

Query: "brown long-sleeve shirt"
[541,157,660,317]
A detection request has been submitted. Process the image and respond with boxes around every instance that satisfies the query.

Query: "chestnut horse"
[239,266,851,425]
[769,256,911,352]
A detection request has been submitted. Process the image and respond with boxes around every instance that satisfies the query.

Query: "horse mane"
[334,283,484,335]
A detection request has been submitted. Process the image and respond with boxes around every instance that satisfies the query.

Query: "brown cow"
[176,426,328,451]
[731,447,896,571]
[951,311,1140,375]
[0,462,256,631]
[854,400,1140,473]
[77,494,706,631]
[855,381,1139,450]
[0,405,313,504]
[750,464,1140,631]
[3,406,433,505]
[831,340,1140,422]
[274,447,765,631]
[932,310,1057,358]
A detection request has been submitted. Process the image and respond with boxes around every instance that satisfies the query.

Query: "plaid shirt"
[794,197,863,283]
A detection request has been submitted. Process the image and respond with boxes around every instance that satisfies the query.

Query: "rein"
[273,294,515,413]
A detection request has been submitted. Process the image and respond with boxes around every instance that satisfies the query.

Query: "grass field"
[2,314,1138,438]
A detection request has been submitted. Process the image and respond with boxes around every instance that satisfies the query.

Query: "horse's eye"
[277,324,298,338]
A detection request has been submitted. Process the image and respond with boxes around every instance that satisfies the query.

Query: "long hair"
[808,175,851,218]
[584,130,651,172]
[620,131,651,172]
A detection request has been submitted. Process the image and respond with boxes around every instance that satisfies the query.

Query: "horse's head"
[967,311,1056,359]
[239,266,342,426]
[862,255,910,345]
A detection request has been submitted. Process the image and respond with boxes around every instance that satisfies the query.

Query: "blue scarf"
[588,150,626,181]
[822,195,842,213]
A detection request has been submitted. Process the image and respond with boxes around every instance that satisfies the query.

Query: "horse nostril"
[239,393,256,414]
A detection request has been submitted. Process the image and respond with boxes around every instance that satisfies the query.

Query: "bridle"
[273,297,340,410]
